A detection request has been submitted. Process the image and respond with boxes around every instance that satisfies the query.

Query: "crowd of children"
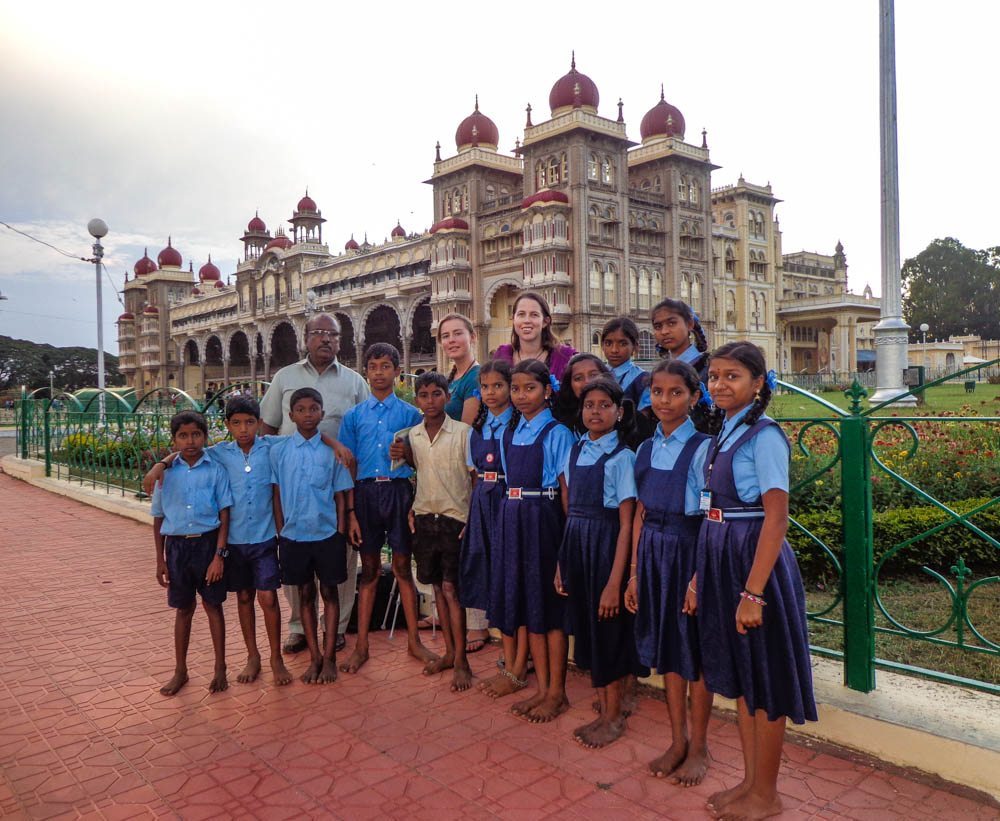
[150,292,816,820]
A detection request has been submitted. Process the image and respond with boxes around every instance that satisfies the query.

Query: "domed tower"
[455,96,500,152]
[198,256,221,284]
[241,212,271,261]
[548,52,600,117]
[157,237,183,269]
[289,190,326,245]
[639,85,686,144]
[133,249,157,277]
[390,222,406,243]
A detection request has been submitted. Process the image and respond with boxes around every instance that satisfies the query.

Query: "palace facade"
[116,58,880,396]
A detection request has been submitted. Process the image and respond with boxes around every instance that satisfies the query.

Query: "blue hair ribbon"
[698,380,712,407]
[549,374,560,392]
[692,311,700,324]
[765,369,777,391]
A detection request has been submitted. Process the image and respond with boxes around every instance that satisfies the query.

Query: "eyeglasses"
[307,330,340,339]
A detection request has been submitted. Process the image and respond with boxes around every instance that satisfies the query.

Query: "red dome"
[521,189,570,208]
[430,217,470,234]
[265,235,293,251]
[297,192,317,212]
[192,287,203,296]
[455,97,499,150]
[214,280,225,289]
[133,249,157,277]
[640,87,686,141]
[549,54,599,114]
[345,235,360,250]
[117,311,134,322]
[143,305,159,315]
[157,237,182,268]
[198,256,221,282]
[247,212,266,232]
[391,222,406,238]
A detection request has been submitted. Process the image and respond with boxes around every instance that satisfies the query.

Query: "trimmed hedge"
[789,497,1000,580]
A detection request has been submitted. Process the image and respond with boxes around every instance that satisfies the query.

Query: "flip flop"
[466,636,492,654]
[417,616,438,630]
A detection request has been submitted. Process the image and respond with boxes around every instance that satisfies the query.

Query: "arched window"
[548,156,560,185]
[758,293,767,329]
[654,175,662,192]
[591,330,601,353]
[588,205,600,237]
[588,153,599,180]
[691,275,702,311]
[651,270,662,303]
[678,176,689,201]
[725,244,736,275]
[639,267,651,310]
[601,157,613,184]
[500,185,510,197]
[604,263,616,307]
[640,178,651,191]
[724,211,735,228]
[751,292,760,330]
[690,180,699,204]
[680,273,691,301]
[462,185,469,212]
[485,183,496,201]
[725,290,737,330]
[638,330,656,360]
[590,261,602,307]
[452,189,461,214]
[560,152,568,182]
[629,266,639,306]
[535,161,545,189]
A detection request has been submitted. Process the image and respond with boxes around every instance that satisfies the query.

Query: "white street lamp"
[919,323,929,375]
[88,218,108,418]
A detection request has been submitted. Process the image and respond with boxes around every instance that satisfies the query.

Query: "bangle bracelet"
[627,575,637,584]
[687,582,696,594]
[739,590,767,606]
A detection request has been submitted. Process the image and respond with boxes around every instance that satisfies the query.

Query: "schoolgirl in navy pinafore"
[633,431,709,679]
[460,415,508,611]
[558,440,640,688]
[490,420,566,636]
[696,419,817,724]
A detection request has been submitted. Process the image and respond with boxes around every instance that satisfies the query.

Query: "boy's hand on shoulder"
[206,556,224,584]
[156,559,169,587]
[143,451,178,496]
[326,436,356,470]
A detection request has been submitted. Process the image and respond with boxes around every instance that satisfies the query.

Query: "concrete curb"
[2,453,998,802]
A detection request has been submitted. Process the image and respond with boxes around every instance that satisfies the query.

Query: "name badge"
[699,489,713,512]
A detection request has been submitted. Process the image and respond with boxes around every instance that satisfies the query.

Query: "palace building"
[116,58,880,395]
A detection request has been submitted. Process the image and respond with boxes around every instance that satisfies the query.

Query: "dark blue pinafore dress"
[634,432,708,679]
[460,421,506,611]
[559,440,641,688]
[490,421,565,637]
[696,420,818,724]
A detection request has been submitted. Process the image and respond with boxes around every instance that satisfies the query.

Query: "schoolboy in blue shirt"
[152,410,234,697]
[270,387,354,684]
[337,343,437,676]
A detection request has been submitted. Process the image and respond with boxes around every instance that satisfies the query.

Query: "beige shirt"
[260,357,370,439]
[409,415,472,523]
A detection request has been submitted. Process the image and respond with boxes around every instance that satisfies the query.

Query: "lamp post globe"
[88,218,108,417]
[87,218,108,239]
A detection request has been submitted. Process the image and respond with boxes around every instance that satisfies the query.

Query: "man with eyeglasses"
[261,312,370,655]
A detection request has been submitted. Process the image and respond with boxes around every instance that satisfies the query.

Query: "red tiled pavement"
[0,472,997,820]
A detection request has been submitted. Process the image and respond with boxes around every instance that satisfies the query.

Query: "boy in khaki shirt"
[405,372,474,692]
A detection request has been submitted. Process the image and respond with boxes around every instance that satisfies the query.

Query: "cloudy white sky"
[1,0,998,352]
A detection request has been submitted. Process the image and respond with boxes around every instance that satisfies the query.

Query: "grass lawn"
[772,381,1000,418]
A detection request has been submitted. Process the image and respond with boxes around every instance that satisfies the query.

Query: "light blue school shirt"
[611,360,646,392]
[466,406,513,469]
[338,392,422,480]
[638,345,703,411]
[562,431,637,508]
[499,408,575,488]
[642,418,711,516]
[152,451,234,536]
[207,440,276,545]
[715,406,790,502]
[269,431,354,541]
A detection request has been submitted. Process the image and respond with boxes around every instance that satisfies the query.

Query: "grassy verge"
[773,382,1000,417]
[807,576,999,686]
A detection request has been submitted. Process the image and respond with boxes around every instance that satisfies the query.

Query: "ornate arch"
[265,319,299,352]
[401,294,431,335]
[483,276,522,308]
[358,301,403,334]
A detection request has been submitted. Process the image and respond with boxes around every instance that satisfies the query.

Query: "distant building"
[116,58,880,394]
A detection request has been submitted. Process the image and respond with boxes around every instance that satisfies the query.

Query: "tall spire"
[617,98,624,123]
[571,50,576,70]
[474,93,479,112]
[660,83,665,102]
[525,102,533,127]
[435,141,441,162]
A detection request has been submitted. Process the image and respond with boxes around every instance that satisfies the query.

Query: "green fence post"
[840,412,876,692]
[18,392,29,459]
[43,403,51,477]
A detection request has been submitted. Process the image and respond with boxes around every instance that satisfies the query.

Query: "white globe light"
[87,218,108,238]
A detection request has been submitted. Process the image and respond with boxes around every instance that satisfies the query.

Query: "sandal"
[416,616,438,630]
[466,636,492,654]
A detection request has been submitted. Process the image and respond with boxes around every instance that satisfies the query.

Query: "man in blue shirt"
[270,388,354,684]
[152,411,234,697]
[337,343,436,676]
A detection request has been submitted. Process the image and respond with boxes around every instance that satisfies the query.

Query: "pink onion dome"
[391,222,406,238]
[296,192,317,212]
[265,234,293,251]
[522,189,570,208]
[455,96,500,150]
[214,280,225,289]
[192,286,203,296]
[345,235,360,250]
[157,237,182,268]
[430,217,470,234]
[117,311,134,322]
[143,305,159,315]
[640,85,686,142]
[133,249,157,276]
[247,212,266,232]
[198,255,221,282]
[549,53,599,114]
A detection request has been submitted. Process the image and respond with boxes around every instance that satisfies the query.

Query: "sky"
[1,0,998,353]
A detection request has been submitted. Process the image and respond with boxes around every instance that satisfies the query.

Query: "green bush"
[789,497,1000,581]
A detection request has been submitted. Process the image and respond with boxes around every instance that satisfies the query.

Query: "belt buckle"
[374,476,391,483]
[707,508,724,523]
[508,487,522,500]
[483,471,498,482]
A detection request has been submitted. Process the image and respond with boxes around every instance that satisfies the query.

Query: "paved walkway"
[0,472,996,820]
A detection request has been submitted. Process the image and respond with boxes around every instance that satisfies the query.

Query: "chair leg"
[380,575,398,630]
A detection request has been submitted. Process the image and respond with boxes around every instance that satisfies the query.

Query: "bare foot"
[208,667,228,693]
[237,655,261,684]
[318,657,338,684]
[592,693,635,717]
[408,640,439,667]
[270,657,293,686]
[159,670,188,696]
[423,653,454,676]
[623,675,639,715]
[480,671,527,699]
[707,782,751,816]
[451,662,473,692]
[649,740,687,778]
[576,716,626,748]
[672,744,710,787]
[717,793,782,821]
[510,690,546,717]
[526,695,569,724]
[339,647,369,674]
[301,660,323,684]
[573,716,604,740]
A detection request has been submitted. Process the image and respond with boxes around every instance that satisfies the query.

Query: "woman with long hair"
[493,292,577,382]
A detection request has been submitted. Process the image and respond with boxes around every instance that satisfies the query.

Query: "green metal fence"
[12,372,1000,693]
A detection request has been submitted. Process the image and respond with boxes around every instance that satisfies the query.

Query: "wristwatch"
[216,548,229,558]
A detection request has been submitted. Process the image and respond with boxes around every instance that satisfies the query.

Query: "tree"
[901,238,1000,341]
[0,335,122,392]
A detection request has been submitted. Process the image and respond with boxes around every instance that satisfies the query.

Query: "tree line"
[0,335,123,393]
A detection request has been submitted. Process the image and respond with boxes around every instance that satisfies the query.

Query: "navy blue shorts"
[355,479,414,557]
[279,533,348,588]
[412,513,464,587]
[225,537,280,592]
[165,532,227,609]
